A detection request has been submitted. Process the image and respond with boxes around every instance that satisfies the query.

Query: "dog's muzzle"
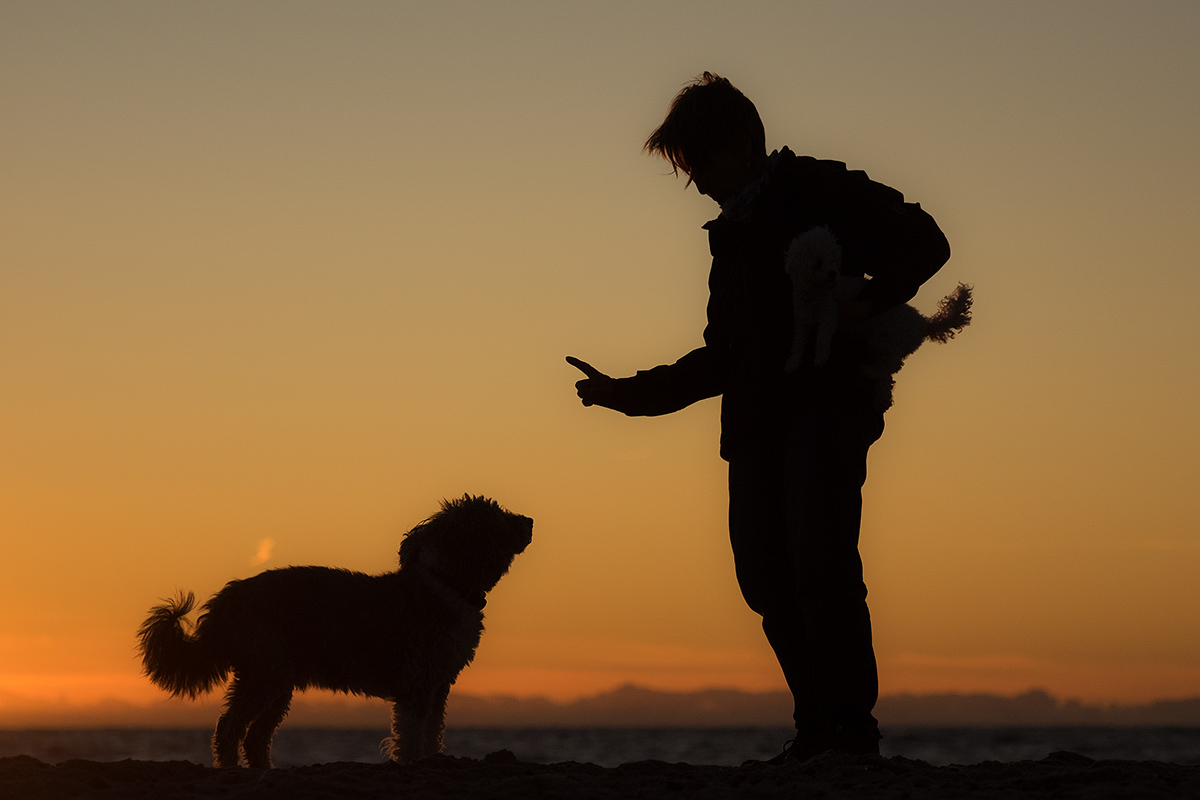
[514,516,533,551]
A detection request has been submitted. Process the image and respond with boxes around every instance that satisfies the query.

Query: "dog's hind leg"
[241,688,293,769]
[213,709,247,767]
[212,675,273,767]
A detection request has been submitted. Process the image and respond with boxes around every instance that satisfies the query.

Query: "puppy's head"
[785,226,842,292]
[399,494,533,594]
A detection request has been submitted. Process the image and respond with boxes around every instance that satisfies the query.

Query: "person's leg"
[784,370,885,749]
[728,443,820,734]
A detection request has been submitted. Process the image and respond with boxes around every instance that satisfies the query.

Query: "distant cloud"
[891,653,1044,672]
[250,538,275,566]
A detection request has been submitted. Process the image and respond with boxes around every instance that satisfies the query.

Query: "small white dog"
[784,225,855,370]
[785,225,972,407]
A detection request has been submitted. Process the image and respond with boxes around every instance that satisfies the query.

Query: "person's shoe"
[746,736,827,766]
[748,726,881,767]
[741,738,796,767]
[783,726,881,764]
[743,738,793,767]
[830,725,882,756]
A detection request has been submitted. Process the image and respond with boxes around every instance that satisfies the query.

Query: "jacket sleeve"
[816,164,952,312]
[855,200,952,312]
[601,268,730,417]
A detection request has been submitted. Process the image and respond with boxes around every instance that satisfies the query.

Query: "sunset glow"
[3,1,1199,723]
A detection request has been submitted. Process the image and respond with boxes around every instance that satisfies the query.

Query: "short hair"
[644,72,766,176]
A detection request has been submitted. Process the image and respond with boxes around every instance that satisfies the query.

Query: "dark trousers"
[727,369,885,738]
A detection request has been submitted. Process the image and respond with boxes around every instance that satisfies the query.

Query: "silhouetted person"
[568,73,950,763]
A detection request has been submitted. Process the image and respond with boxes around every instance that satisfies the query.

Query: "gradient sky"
[3,1,1199,718]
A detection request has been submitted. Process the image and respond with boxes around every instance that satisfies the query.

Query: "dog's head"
[399,494,533,595]
[785,226,842,293]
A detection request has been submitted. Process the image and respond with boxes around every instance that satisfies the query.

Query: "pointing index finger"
[565,356,604,379]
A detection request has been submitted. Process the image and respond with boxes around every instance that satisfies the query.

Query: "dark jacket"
[606,148,951,459]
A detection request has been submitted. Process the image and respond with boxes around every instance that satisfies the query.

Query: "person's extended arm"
[567,344,725,416]
[569,251,732,416]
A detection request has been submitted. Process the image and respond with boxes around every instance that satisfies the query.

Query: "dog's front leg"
[388,695,433,763]
[420,684,451,758]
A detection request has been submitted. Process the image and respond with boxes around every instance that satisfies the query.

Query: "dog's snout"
[515,515,533,546]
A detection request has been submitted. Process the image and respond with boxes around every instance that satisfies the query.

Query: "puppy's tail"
[137,592,229,699]
[924,283,973,344]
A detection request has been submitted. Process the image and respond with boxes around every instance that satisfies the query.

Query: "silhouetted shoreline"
[449,685,1200,728]
[8,686,1196,729]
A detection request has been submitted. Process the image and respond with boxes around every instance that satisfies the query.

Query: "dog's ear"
[399,520,429,567]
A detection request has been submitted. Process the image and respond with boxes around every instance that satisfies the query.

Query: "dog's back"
[186,566,481,697]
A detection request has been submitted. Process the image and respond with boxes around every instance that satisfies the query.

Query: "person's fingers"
[565,355,605,380]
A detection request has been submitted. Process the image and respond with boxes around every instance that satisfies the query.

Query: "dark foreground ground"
[3,749,1199,799]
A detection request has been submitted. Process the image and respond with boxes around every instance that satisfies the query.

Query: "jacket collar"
[714,148,789,223]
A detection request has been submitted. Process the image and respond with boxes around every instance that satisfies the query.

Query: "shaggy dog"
[784,225,973,409]
[137,494,533,768]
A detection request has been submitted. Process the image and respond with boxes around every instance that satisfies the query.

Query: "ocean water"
[2,727,1199,768]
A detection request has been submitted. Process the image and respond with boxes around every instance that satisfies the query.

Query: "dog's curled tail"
[924,283,973,344]
[137,592,228,699]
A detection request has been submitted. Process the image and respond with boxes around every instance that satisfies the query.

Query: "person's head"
[644,72,767,203]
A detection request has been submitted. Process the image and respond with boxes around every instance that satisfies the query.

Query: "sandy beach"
[3,750,1199,799]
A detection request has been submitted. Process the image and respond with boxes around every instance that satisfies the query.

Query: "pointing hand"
[566,356,615,408]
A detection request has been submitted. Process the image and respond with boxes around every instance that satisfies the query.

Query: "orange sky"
[3,1,1199,721]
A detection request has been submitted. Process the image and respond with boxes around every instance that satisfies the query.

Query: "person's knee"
[794,558,868,605]
[738,582,790,617]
